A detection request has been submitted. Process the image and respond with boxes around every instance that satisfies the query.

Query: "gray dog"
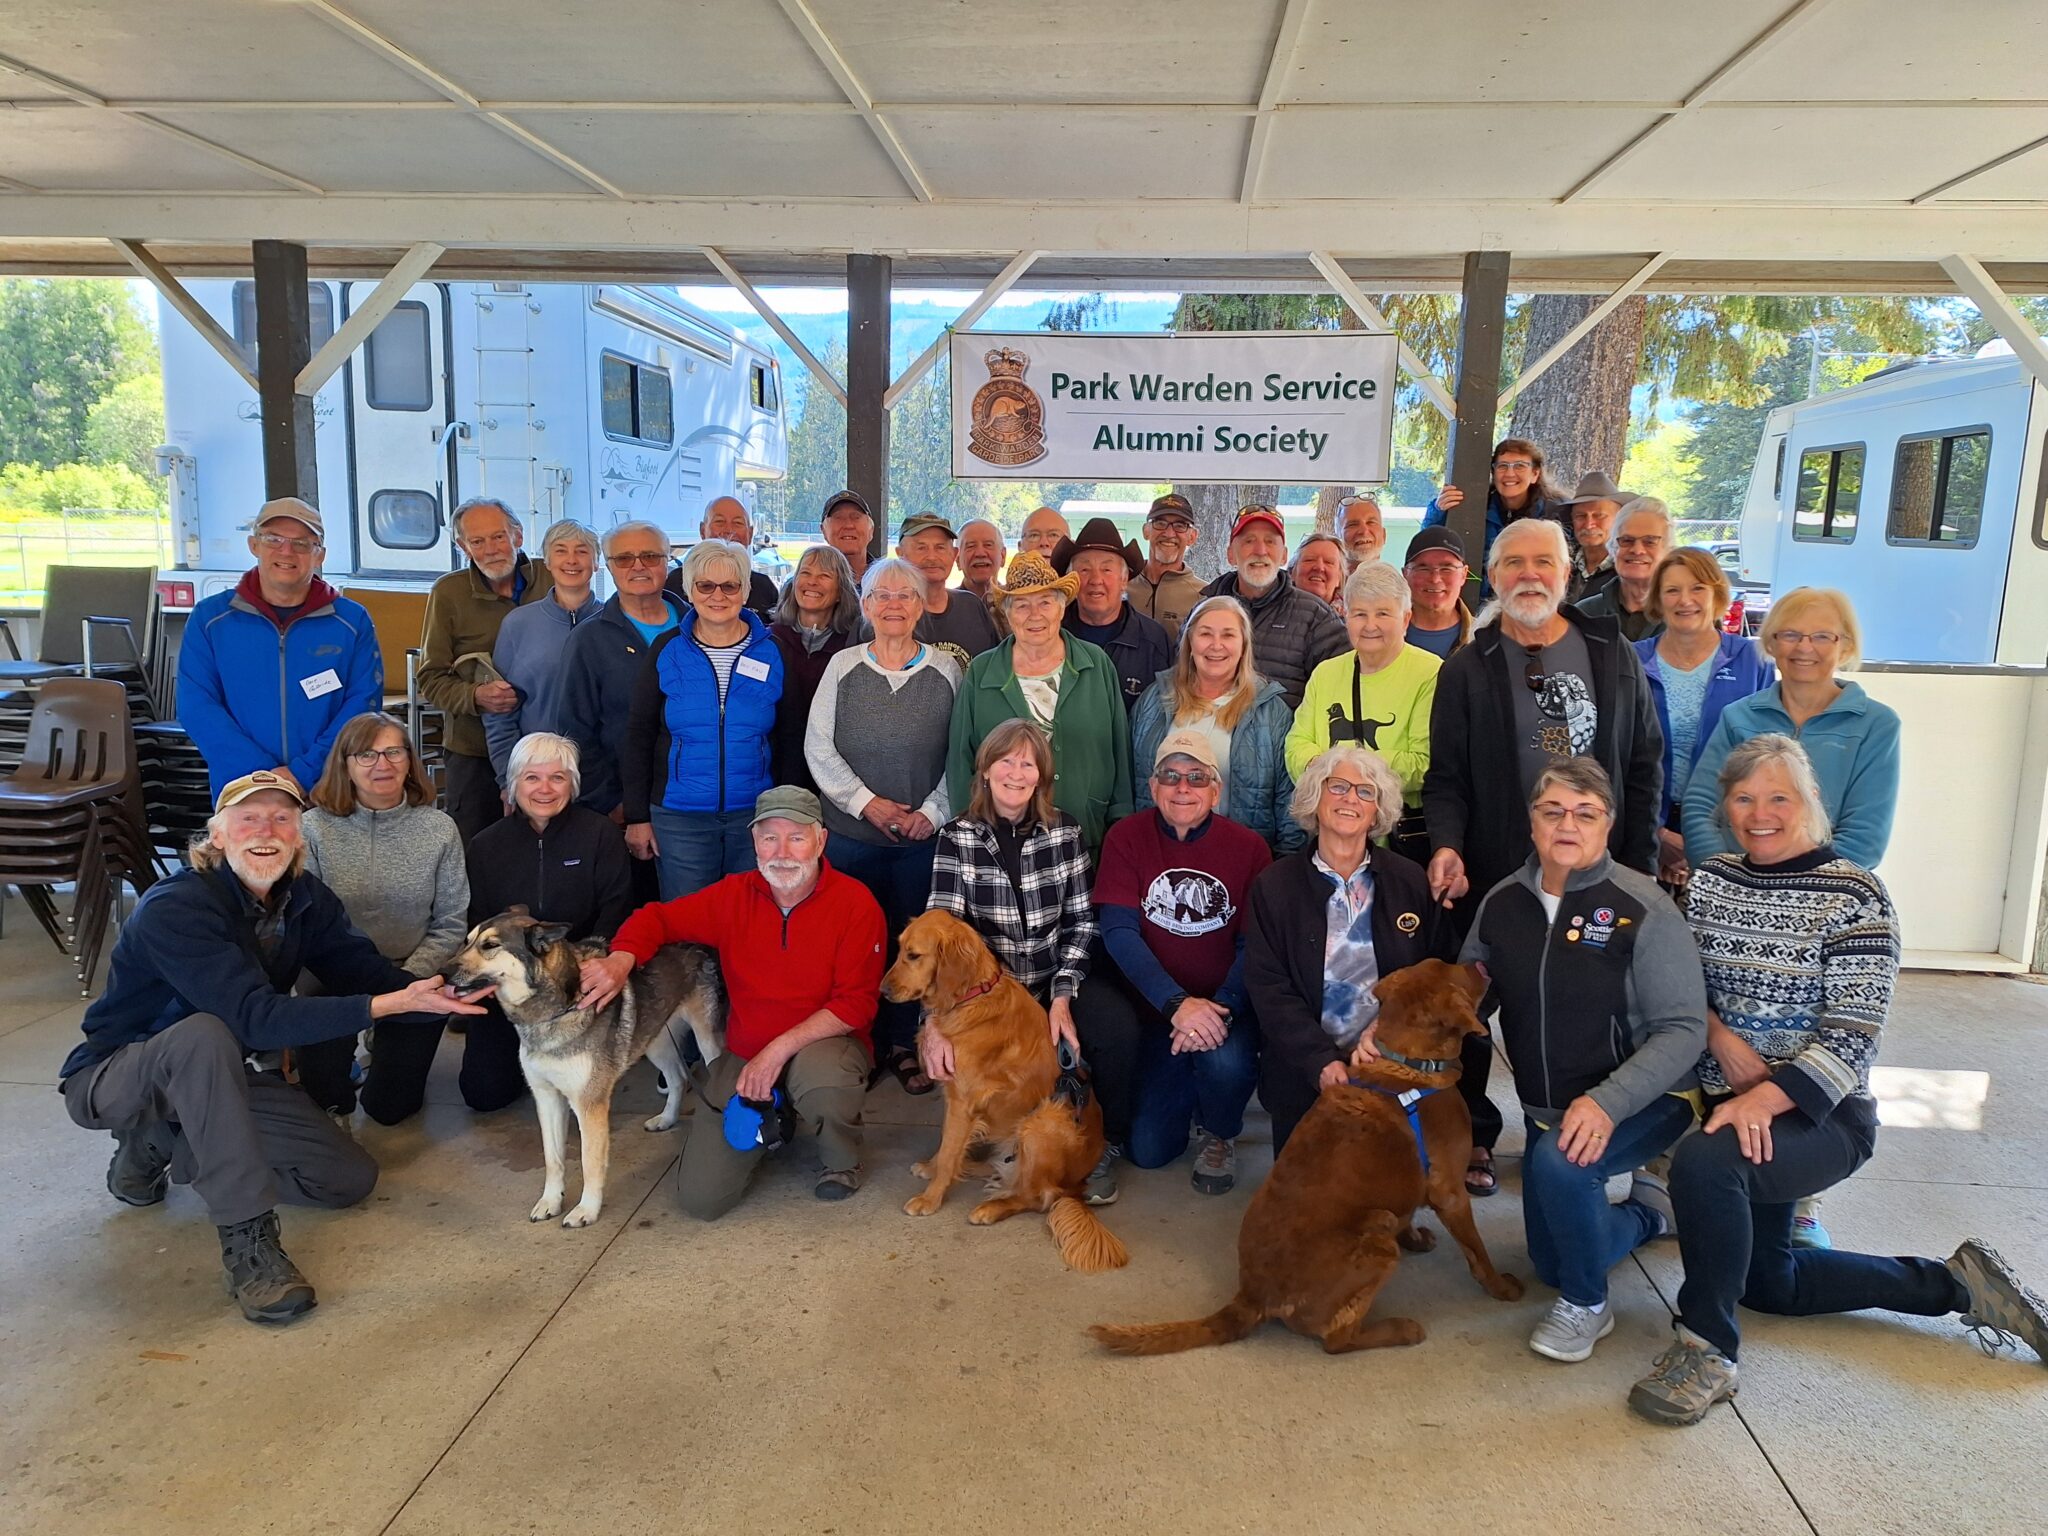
[445,907,726,1228]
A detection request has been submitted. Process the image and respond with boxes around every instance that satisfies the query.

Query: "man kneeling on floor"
[56,771,486,1324]
[580,786,885,1215]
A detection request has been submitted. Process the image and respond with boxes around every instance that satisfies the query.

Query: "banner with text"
[949,329,1398,486]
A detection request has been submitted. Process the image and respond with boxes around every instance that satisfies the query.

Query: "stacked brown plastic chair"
[0,678,161,995]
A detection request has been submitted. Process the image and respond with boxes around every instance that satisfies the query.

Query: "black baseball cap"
[1404,526,1468,565]
[1145,493,1195,525]
[822,489,872,521]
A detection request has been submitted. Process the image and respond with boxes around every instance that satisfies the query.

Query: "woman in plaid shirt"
[921,718,1135,1204]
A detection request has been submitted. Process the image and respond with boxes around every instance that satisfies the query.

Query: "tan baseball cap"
[1153,730,1221,777]
[215,769,306,813]
[254,496,325,541]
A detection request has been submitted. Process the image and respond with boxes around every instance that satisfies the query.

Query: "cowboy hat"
[1049,516,1142,579]
[993,549,1080,605]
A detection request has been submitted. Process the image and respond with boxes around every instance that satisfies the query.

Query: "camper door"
[344,282,455,575]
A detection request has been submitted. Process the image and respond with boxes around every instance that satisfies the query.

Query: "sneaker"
[1084,1144,1121,1206]
[217,1211,317,1325]
[1628,1331,1739,1426]
[1948,1238,2048,1363]
[1791,1213,1834,1249]
[106,1121,176,1207]
[814,1166,862,1202]
[1190,1132,1236,1196]
[1629,1170,1675,1239]
[1528,1298,1616,1362]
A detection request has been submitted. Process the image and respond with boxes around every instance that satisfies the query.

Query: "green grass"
[0,510,169,607]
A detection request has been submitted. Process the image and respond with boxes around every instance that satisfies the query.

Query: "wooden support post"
[847,253,891,552]
[1445,249,1511,564]
[252,239,318,504]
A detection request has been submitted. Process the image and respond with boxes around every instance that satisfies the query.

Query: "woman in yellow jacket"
[1285,560,1441,860]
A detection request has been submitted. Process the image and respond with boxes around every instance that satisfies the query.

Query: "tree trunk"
[1507,293,1647,490]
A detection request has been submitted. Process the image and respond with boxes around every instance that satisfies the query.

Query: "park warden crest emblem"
[968,346,1047,467]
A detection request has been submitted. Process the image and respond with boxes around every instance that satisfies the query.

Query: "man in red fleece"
[581,785,885,1215]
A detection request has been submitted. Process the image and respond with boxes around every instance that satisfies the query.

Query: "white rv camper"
[156,280,788,601]
[1735,350,2048,666]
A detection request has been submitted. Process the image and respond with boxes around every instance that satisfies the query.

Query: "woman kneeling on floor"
[1453,756,1706,1364]
[1629,734,2048,1426]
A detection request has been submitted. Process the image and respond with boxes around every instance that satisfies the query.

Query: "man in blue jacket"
[59,770,484,1325]
[176,498,384,798]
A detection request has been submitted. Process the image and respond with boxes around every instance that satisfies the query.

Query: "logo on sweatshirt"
[1141,868,1234,938]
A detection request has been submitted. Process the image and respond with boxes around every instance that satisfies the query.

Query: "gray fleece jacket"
[303,802,470,977]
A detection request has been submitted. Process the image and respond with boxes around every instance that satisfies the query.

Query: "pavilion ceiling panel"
[889,108,1251,201]
[501,109,910,199]
[1717,0,2048,100]
[1260,105,1662,200]
[0,105,280,191]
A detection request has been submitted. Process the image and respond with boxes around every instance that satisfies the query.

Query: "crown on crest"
[984,346,1031,379]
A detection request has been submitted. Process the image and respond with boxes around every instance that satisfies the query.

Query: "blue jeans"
[650,807,755,901]
[1670,1104,1966,1361]
[1126,1006,1260,1169]
[1522,1094,1695,1307]
[826,830,938,1058]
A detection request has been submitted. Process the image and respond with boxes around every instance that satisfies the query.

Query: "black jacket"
[558,591,682,815]
[466,805,634,942]
[1243,843,1453,1084]
[1063,603,1173,713]
[768,621,852,792]
[61,864,412,1081]
[1423,606,1663,893]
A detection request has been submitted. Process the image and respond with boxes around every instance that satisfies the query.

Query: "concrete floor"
[3,914,2045,1536]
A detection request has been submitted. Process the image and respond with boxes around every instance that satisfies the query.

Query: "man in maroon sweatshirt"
[580,785,885,1215]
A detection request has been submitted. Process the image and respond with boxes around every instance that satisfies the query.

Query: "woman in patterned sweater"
[1628,734,2048,1427]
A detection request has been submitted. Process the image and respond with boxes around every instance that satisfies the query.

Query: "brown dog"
[883,910,1128,1273]
[1091,959,1519,1353]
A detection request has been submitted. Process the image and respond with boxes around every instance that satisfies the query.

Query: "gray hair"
[603,519,669,559]
[507,731,583,801]
[861,555,930,605]
[1528,756,1616,817]
[1290,531,1345,574]
[677,537,750,595]
[1611,496,1672,553]
[1288,746,1404,839]
[538,518,599,563]
[1718,733,1833,847]
[1485,515,1571,579]
[772,543,861,633]
[1341,557,1412,617]
[451,496,517,540]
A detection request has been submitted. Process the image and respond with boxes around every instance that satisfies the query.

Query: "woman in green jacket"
[948,550,1133,851]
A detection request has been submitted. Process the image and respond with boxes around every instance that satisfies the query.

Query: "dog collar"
[954,978,998,1007]
[1375,1043,1455,1074]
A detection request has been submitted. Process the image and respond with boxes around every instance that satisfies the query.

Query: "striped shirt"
[697,637,747,705]
[1684,846,1898,1120]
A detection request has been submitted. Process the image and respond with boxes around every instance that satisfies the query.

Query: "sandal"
[1465,1146,1498,1198]
[886,1047,936,1097]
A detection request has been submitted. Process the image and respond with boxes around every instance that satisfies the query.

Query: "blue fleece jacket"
[1682,680,1902,870]
[1637,631,1775,817]
[485,589,603,782]
[177,575,384,797]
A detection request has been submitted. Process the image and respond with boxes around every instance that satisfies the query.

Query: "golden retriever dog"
[1091,960,1519,1353]
[883,910,1128,1273]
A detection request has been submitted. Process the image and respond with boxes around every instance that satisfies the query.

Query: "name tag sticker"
[299,668,343,700]
[735,655,771,682]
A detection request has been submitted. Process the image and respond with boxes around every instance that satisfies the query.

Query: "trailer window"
[230,281,335,372]
[751,360,779,411]
[365,300,434,412]
[1888,428,1989,546]
[1792,445,1863,543]
[601,352,674,447]
[368,489,439,551]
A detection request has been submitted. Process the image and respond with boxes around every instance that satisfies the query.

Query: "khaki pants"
[676,1036,870,1221]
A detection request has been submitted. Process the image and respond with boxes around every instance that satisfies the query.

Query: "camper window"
[230,281,335,371]
[601,352,674,447]
[751,360,779,411]
[1793,444,1864,544]
[1887,428,1989,547]
[365,301,434,412]
[369,489,439,551]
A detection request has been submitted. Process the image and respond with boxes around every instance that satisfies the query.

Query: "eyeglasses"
[1321,778,1377,801]
[1533,803,1609,828]
[1774,630,1841,647]
[1154,768,1215,789]
[608,551,668,567]
[254,531,321,554]
[693,579,744,598]
[1523,647,1548,694]
[1493,458,1536,472]
[868,589,919,605]
[350,745,409,767]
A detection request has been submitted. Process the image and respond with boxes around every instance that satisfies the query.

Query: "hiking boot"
[1948,1238,2048,1364]
[1190,1132,1236,1196]
[217,1211,317,1325]
[1628,1331,1739,1426]
[814,1166,863,1202]
[1529,1298,1616,1362]
[1084,1144,1121,1206]
[1629,1170,1675,1238]
[106,1121,176,1207]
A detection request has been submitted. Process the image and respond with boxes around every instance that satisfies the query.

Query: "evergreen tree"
[0,279,157,469]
